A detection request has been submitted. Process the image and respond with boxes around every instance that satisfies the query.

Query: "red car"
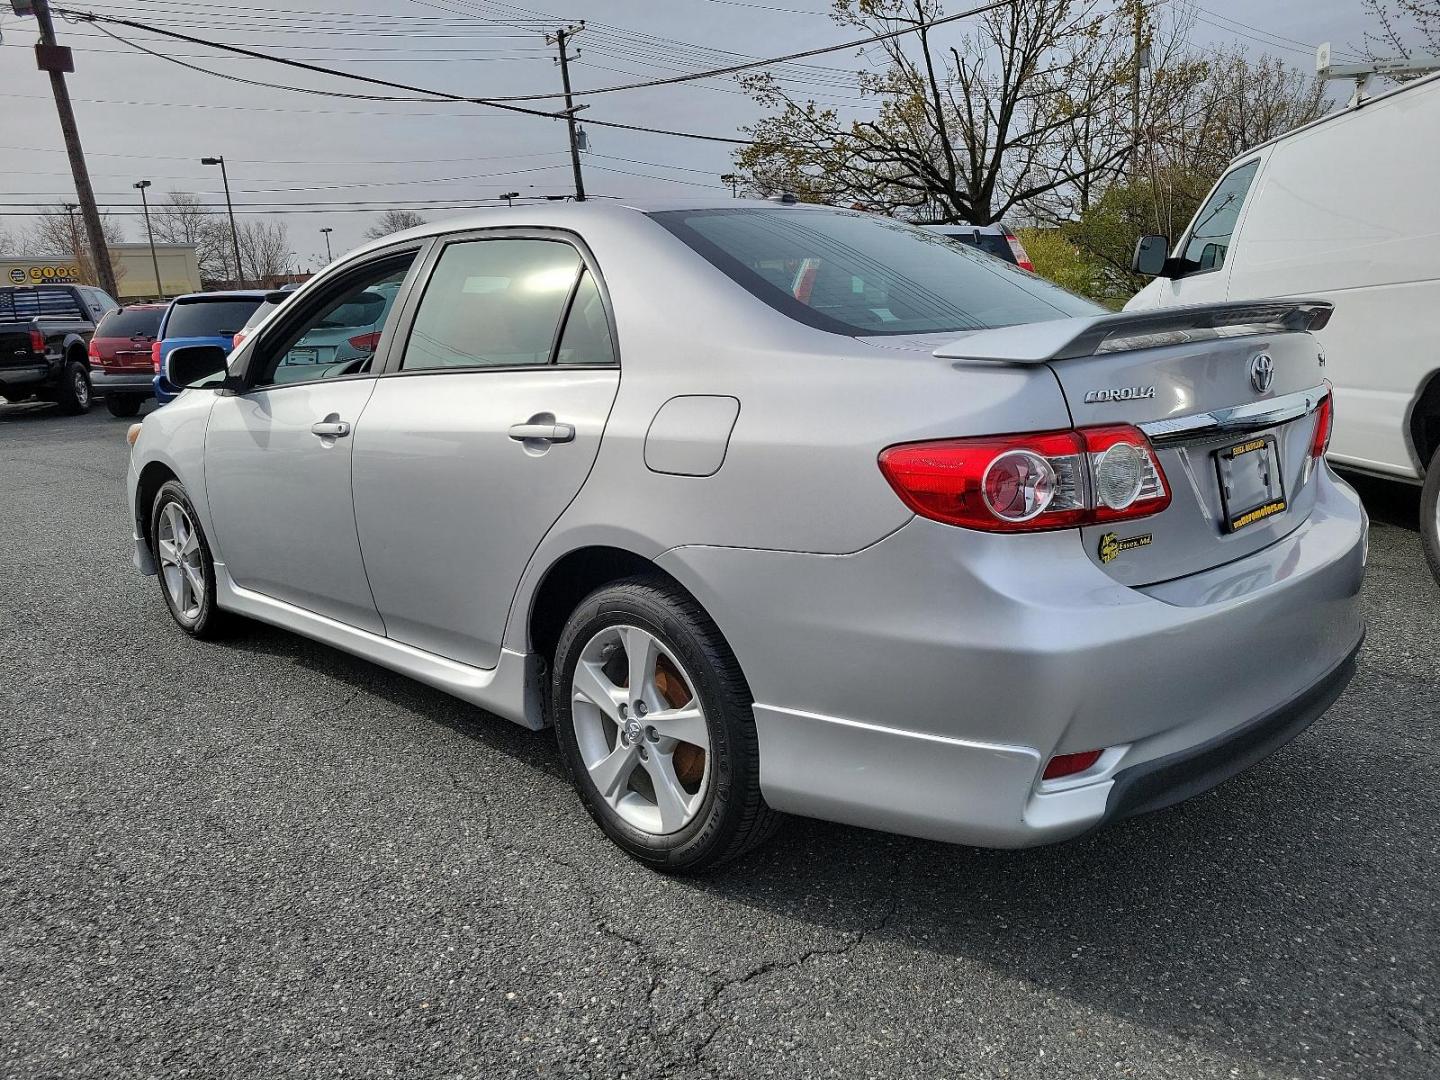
[87,303,167,417]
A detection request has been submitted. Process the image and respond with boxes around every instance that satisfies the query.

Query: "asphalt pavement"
[2,402,1436,1080]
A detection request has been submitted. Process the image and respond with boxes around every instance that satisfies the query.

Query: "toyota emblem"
[1250,353,1274,394]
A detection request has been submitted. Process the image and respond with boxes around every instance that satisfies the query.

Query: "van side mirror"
[1131,234,1170,277]
[165,344,235,390]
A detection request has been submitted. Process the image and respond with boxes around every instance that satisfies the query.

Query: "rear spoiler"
[933,300,1333,364]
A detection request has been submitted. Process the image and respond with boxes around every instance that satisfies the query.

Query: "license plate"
[1215,435,1286,533]
[285,347,318,366]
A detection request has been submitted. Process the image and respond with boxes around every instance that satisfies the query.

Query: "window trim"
[229,239,432,395]
[376,226,620,380]
[1171,157,1262,280]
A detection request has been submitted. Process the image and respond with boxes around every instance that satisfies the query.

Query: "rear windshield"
[932,229,1014,262]
[96,307,163,338]
[241,299,283,331]
[650,208,1099,336]
[164,298,264,339]
[0,286,84,320]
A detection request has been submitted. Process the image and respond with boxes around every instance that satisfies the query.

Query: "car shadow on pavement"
[1340,468,1421,532]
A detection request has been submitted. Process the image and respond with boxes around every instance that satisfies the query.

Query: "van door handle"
[311,419,351,438]
[508,422,575,443]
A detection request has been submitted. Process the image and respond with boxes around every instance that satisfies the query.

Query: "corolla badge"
[1082,385,1156,404]
[1250,353,1275,393]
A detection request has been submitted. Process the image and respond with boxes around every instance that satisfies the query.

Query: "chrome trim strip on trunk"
[1138,384,1327,445]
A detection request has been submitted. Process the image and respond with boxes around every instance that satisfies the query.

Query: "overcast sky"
[0,0,1381,269]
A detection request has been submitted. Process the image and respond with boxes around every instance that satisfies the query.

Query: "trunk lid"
[933,301,1332,585]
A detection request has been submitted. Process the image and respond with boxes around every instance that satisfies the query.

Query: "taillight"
[1310,382,1333,459]
[1043,750,1103,780]
[878,424,1170,532]
[151,340,162,373]
[88,339,101,360]
[30,329,46,354]
[232,330,247,350]
[1005,232,1035,273]
[348,331,382,353]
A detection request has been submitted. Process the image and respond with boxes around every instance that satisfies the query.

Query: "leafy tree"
[364,210,427,241]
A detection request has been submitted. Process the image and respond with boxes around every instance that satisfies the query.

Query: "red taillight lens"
[232,330,247,350]
[348,331,382,353]
[30,329,46,354]
[151,340,162,373]
[879,425,1169,532]
[1005,232,1035,272]
[1310,383,1333,459]
[88,339,101,360]
[1043,749,1103,780]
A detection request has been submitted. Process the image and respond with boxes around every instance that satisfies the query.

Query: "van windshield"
[649,207,1100,336]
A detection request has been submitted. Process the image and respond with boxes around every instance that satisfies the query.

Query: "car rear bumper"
[657,466,1367,848]
[91,369,155,393]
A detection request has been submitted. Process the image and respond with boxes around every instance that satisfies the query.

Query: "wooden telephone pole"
[546,22,587,202]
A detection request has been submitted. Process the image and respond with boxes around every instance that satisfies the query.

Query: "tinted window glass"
[652,208,1098,336]
[241,299,283,331]
[554,270,615,366]
[251,261,412,388]
[96,307,163,338]
[402,239,581,371]
[931,229,1014,262]
[1181,160,1259,271]
[165,298,264,339]
[0,286,85,319]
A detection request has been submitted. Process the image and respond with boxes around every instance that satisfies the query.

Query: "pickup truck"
[0,283,120,414]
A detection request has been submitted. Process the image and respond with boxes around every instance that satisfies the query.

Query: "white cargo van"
[1126,71,1440,575]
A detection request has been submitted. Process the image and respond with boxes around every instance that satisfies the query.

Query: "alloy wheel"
[570,624,711,835]
[156,501,205,621]
[73,370,90,407]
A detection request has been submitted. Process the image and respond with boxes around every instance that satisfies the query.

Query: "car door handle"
[311,420,351,438]
[508,422,575,443]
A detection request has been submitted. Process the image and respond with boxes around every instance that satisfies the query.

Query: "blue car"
[152,290,269,405]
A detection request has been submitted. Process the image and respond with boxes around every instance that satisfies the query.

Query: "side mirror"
[1131,234,1170,277]
[165,344,234,390]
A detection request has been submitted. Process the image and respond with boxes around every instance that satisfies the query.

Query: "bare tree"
[25,206,126,289]
[364,210,427,241]
[237,220,291,285]
[149,192,230,283]
[1359,0,1440,61]
[736,0,1135,224]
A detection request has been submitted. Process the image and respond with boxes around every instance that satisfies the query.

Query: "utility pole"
[201,156,245,288]
[134,180,163,299]
[29,0,117,296]
[320,227,333,262]
[546,22,586,202]
[720,173,741,197]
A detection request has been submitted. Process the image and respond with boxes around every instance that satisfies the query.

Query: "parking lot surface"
[2,404,1437,1080]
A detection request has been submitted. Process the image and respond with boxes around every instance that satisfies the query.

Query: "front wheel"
[1421,446,1440,585]
[150,480,231,638]
[105,394,142,418]
[55,360,92,415]
[552,577,780,872]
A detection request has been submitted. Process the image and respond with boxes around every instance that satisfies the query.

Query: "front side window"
[1180,160,1260,272]
[249,257,415,388]
[651,208,1100,337]
[401,239,583,371]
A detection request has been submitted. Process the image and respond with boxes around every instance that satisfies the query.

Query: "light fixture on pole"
[320,227,333,262]
[133,180,163,299]
[200,156,245,288]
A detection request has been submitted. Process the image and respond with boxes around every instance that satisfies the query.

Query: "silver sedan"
[126,199,1366,871]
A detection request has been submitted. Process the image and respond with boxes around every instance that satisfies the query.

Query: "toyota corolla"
[125,200,1366,871]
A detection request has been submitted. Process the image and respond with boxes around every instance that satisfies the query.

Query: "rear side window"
[96,307,163,338]
[164,298,264,339]
[401,239,582,371]
[554,270,616,366]
[651,208,1099,336]
[1180,160,1260,272]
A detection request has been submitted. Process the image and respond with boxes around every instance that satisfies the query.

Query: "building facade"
[0,243,202,302]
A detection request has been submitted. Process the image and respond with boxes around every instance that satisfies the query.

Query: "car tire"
[552,576,780,872]
[150,480,232,639]
[55,360,92,415]
[1421,446,1440,585]
[105,394,142,418]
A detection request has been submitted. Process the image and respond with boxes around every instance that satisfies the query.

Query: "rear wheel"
[55,360,92,415]
[150,480,231,638]
[1421,445,1440,585]
[105,394,142,418]
[552,577,779,872]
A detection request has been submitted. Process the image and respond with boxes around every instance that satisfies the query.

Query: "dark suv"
[0,284,118,413]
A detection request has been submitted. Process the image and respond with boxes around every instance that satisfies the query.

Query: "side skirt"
[213,563,546,730]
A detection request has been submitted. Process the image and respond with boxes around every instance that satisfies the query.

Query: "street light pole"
[134,180,163,299]
[201,156,245,288]
[319,227,333,263]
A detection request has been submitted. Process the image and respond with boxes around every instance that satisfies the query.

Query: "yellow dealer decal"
[1098,531,1153,564]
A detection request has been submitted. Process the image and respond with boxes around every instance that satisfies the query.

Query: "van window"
[1180,160,1259,273]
